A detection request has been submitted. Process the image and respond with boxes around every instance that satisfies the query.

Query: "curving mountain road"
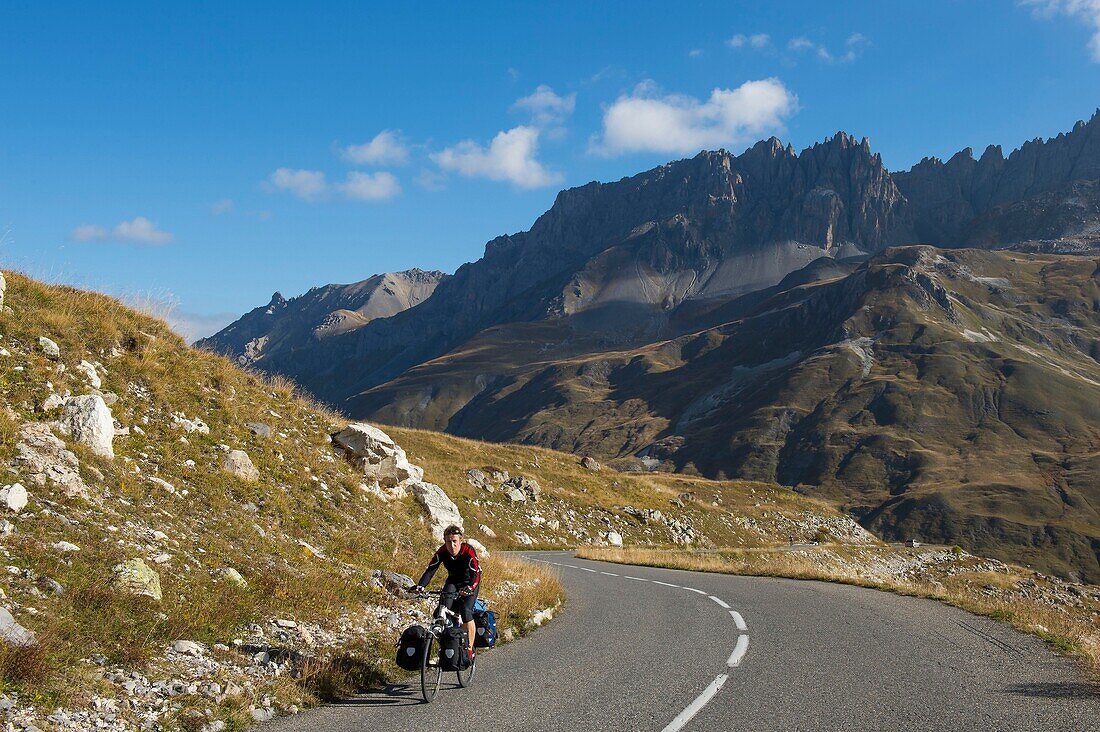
[266,551,1099,731]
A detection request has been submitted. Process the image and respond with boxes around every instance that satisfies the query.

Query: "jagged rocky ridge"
[203,114,1100,580]
[196,268,445,367]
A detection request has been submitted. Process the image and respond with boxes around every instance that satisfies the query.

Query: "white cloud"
[432,126,562,188]
[788,33,870,63]
[342,130,410,166]
[168,309,240,343]
[113,217,173,244]
[727,34,746,48]
[416,169,448,191]
[71,224,107,241]
[749,33,771,48]
[339,171,402,201]
[209,198,234,215]
[689,48,705,57]
[591,78,798,156]
[1024,0,1100,60]
[267,168,328,201]
[512,85,576,129]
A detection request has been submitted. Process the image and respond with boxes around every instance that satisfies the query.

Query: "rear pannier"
[438,626,471,671]
[396,625,429,671]
[474,609,498,648]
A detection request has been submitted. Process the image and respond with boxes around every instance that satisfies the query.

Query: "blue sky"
[2,1,1099,339]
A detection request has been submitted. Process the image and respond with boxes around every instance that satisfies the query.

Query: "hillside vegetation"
[0,272,560,731]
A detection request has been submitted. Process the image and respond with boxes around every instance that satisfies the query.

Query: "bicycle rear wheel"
[457,648,475,688]
[420,634,442,703]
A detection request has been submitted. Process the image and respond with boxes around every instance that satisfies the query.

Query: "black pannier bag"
[438,626,471,671]
[473,609,497,648]
[396,625,429,671]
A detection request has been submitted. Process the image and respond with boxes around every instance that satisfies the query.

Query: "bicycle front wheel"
[420,634,442,703]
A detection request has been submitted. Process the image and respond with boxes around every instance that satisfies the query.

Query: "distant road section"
[267,551,1099,732]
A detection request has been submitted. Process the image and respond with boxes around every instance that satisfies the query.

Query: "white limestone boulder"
[56,394,115,458]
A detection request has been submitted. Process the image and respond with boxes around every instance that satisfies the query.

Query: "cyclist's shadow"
[333,681,459,707]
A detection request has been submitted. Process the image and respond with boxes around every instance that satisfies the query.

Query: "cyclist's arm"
[463,545,481,593]
[416,548,443,588]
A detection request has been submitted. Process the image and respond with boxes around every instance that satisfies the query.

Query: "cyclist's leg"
[439,583,459,617]
[459,587,478,654]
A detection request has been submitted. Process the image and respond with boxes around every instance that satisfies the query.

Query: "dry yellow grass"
[578,546,1100,680]
[0,272,563,727]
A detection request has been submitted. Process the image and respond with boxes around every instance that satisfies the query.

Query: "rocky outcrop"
[331,423,423,497]
[195,269,446,362]
[895,110,1100,247]
[0,607,36,647]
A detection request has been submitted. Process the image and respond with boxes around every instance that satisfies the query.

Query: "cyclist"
[412,524,482,661]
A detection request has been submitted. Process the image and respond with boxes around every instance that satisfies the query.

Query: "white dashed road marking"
[652,581,680,588]
[727,634,750,667]
[709,595,731,609]
[729,610,747,631]
[600,571,619,576]
[684,587,708,595]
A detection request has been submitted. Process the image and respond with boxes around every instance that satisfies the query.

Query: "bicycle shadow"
[332,681,464,707]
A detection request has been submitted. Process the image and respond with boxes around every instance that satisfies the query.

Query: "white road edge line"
[708,595,731,609]
[727,634,750,667]
[729,610,747,631]
[660,673,729,732]
[684,587,708,595]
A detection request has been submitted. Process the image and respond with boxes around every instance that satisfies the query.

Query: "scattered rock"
[50,541,80,553]
[246,422,272,438]
[466,468,493,491]
[371,570,415,593]
[580,456,601,471]
[0,607,36,647]
[14,423,89,497]
[172,413,210,434]
[113,558,162,601]
[171,640,204,656]
[503,486,526,503]
[0,484,28,513]
[56,394,115,458]
[606,531,623,547]
[76,360,102,389]
[408,481,463,541]
[479,524,496,539]
[467,537,490,559]
[220,567,248,588]
[38,336,60,359]
[222,450,259,481]
[40,393,65,412]
[502,476,540,502]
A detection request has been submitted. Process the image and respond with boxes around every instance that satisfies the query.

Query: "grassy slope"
[0,273,560,730]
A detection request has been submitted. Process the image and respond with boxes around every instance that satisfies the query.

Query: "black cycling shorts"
[440,582,479,623]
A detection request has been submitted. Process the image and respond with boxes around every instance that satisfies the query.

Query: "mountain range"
[199,113,1100,581]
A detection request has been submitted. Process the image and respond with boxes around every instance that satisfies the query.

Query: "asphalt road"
[266,551,1099,731]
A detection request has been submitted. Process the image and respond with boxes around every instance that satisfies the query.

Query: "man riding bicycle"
[412,524,482,661]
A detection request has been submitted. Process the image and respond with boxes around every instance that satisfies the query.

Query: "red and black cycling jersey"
[417,543,481,591]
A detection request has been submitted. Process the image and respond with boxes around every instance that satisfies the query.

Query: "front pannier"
[438,626,471,671]
[396,625,429,671]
